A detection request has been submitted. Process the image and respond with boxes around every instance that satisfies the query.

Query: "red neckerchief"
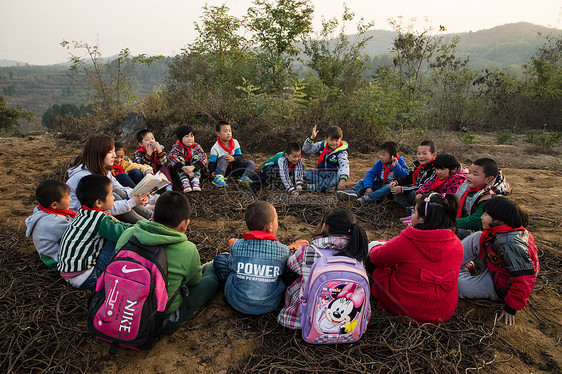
[288,155,302,170]
[479,224,525,262]
[243,230,278,241]
[176,140,195,160]
[412,159,435,184]
[137,146,159,171]
[38,204,77,218]
[112,163,124,176]
[456,185,485,218]
[217,137,235,154]
[429,173,451,191]
[317,141,343,168]
[382,157,398,184]
[81,205,105,213]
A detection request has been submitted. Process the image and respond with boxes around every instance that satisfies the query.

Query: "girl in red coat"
[369,193,463,323]
[458,197,539,325]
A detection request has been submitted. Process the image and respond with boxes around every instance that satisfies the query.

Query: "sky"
[1,0,560,66]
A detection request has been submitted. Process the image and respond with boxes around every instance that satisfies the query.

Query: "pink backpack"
[300,247,371,344]
[87,236,180,353]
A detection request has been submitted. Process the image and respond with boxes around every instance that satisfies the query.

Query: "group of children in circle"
[24,120,539,340]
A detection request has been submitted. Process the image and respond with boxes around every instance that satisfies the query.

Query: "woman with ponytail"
[277,207,368,329]
[369,193,463,324]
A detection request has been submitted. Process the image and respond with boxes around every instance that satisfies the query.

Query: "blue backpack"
[300,246,371,344]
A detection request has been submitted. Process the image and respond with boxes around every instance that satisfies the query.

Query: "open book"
[130,171,169,197]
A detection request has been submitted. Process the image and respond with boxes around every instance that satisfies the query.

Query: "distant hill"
[0,59,29,67]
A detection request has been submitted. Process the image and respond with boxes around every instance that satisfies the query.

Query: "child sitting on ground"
[455,158,510,239]
[115,191,218,334]
[58,175,132,290]
[337,141,408,205]
[389,140,437,212]
[112,142,153,188]
[458,197,539,325]
[302,125,349,192]
[25,180,76,270]
[134,129,173,191]
[368,193,463,324]
[213,201,290,315]
[252,142,304,194]
[415,153,467,198]
[168,125,208,193]
[209,120,255,188]
[277,207,368,329]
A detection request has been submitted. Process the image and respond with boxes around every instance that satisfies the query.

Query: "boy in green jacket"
[115,191,218,334]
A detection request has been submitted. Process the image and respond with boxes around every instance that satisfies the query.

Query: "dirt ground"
[0,132,560,373]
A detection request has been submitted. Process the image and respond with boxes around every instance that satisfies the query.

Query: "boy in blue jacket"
[213,201,290,315]
[337,141,409,205]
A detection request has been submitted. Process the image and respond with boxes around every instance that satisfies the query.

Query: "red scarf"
[176,140,195,160]
[411,159,434,184]
[81,205,106,213]
[382,157,398,184]
[137,146,159,172]
[317,141,343,168]
[456,186,485,218]
[112,163,124,176]
[243,230,278,241]
[429,173,451,191]
[479,224,525,262]
[217,137,235,154]
[288,155,302,170]
[38,204,77,218]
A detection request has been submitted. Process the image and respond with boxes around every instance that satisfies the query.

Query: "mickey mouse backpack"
[300,246,371,344]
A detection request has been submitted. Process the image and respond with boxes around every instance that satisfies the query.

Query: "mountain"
[0,59,29,67]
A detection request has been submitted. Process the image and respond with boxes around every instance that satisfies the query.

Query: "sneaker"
[165,184,173,191]
[182,182,192,193]
[191,181,201,192]
[237,176,252,188]
[336,190,358,201]
[406,206,414,215]
[212,175,227,187]
[308,184,317,192]
[357,196,370,205]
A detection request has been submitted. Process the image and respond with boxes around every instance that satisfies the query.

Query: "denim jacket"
[224,231,290,315]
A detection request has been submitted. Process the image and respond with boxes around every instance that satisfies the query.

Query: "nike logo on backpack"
[122,265,142,274]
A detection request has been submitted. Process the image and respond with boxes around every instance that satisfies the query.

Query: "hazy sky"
[1,0,560,65]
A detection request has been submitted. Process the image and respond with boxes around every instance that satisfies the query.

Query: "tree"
[60,40,162,108]
[303,6,374,94]
[0,94,35,132]
[246,0,314,91]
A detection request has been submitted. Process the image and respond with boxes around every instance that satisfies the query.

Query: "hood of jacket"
[25,206,49,237]
[125,219,187,247]
[402,225,460,262]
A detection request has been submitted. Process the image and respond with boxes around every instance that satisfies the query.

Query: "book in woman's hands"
[130,171,169,197]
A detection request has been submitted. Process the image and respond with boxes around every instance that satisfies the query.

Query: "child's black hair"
[320,207,368,261]
[473,158,498,178]
[216,120,230,132]
[136,129,151,143]
[414,193,459,233]
[284,142,301,155]
[434,153,460,172]
[176,125,195,140]
[245,201,276,231]
[35,180,70,208]
[114,141,125,151]
[380,141,398,157]
[76,175,111,208]
[325,126,343,140]
[153,191,192,228]
[483,197,528,228]
[419,140,436,154]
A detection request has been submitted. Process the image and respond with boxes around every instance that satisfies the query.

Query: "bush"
[496,129,515,145]
[459,131,477,144]
[525,129,562,148]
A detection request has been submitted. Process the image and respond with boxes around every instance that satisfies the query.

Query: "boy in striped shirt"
[58,174,132,290]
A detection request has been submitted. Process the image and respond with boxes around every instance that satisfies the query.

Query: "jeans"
[160,265,219,335]
[393,191,415,208]
[303,169,337,192]
[457,231,498,301]
[115,169,144,188]
[213,253,231,289]
[215,157,255,179]
[350,179,391,202]
[78,240,116,291]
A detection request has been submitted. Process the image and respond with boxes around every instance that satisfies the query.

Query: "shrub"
[496,129,515,145]
[525,129,562,148]
[459,131,477,144]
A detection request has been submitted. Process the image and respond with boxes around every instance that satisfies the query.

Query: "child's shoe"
[165,184,173,191]
[182,179,192,193]
[307,184,317,192]
[212,175,227,187]
[357,196,370,205]
[336,190,358,201]
[191,181,201,192]
[237,176,252,188]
